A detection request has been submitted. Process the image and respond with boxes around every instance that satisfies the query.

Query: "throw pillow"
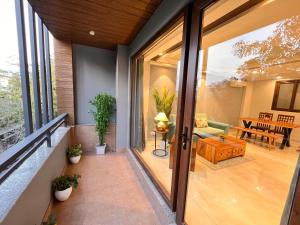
[196,119,208,128]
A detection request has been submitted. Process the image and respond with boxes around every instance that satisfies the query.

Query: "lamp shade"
[155,112,168,122]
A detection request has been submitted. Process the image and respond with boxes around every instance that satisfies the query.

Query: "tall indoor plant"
[90,93,115,154]
[153,87,175,119]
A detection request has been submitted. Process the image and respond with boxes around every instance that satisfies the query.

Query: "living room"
[130,0,300,224]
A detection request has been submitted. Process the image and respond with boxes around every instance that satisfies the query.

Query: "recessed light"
[89,30,95,36]
[276,76,282,79]
[158,52,163,56]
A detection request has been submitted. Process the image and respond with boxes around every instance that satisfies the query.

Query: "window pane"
[184,0,300,224]
[277,83,294,109]
[0,0,25,153]
[293,83,300,110]
[131,18,184,197]
[49,34,57,117]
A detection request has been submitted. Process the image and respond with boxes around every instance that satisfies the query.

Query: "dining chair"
[269,114,295,135]
[251,112,273,132]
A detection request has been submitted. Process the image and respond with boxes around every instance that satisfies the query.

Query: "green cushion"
[193,127,224,141]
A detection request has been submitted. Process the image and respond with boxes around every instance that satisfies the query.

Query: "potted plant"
[52,174,80,201]
[153,87,175,119]
[66,144,82,164]
[90,93,115,155]
[153,88,175,147]
[42,213,57,225]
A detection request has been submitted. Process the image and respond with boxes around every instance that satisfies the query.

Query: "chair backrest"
[275,114,295,133]
[257,112,273,130]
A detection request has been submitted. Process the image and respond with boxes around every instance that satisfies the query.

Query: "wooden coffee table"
[196,135,246,164]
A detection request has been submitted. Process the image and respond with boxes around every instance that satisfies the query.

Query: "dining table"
[239,117,300,149]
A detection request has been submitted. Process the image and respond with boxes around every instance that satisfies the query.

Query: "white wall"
[195,83,245,126]
[242,80,300,143]
[144,64,177,137]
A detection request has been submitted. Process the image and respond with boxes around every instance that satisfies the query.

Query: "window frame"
[272,79,300,112]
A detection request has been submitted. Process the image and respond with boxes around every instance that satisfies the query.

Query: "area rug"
[196,154,255,170]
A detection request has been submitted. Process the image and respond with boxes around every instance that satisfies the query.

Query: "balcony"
[0,0,300,225]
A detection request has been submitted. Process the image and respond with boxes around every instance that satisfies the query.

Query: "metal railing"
[0,113,68,184]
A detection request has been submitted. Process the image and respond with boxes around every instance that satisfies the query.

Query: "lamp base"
[156,121,167,132]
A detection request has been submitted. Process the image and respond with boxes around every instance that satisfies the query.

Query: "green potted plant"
[41,213,57,225]
[66,144,82,164]
[153,87,175,119]
[52,174,80,201]
[90,93,115,155]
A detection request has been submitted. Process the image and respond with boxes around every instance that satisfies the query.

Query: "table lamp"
[155,112,169,131]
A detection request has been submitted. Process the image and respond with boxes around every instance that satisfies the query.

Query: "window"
[272,80,300,112]
[0,0,25,153]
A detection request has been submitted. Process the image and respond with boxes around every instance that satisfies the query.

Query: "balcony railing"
[0,113,68,184]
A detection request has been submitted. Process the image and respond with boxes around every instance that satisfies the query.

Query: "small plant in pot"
[90,93,115,155]
[52,174,80,201]
[66,144,82,164]
[41,213,57,225]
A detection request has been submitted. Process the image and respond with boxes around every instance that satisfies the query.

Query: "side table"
[153,129,168,157]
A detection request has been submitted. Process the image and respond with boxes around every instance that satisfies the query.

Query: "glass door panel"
[184,0,300,224]
[130,17,184,199]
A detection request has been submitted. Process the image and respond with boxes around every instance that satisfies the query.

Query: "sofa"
[167,113,229,142]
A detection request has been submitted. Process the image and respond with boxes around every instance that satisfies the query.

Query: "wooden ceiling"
[28,0,162,49]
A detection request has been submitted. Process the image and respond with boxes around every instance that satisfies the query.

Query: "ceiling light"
[158,52,163,56]
[89,30,95,36]
[276,76,282,79]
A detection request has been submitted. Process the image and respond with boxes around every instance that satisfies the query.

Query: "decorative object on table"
[153,87,175,119]
[152,129,168,157]
[41,213,57,225]
[52,174,81,201]
[155,112,169,131]
[66,144,82,164]
[90,93,115,155]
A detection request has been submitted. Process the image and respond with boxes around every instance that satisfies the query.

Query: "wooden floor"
[139,138,299,225]
[52,152,162,225]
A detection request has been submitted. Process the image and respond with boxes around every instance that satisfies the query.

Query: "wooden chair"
[251,112,273,141]
[269,114,295,135]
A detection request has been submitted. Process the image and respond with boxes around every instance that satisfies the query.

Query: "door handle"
[181,126,189,150]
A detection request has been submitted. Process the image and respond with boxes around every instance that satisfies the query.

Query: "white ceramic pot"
[55,186,72,201]
[69,155,81,164]
[96,143,106,155]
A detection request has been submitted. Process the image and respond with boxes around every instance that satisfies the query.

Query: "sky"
[203,21,278,85]
[0,0,54,73]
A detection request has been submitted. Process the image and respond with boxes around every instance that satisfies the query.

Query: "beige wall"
[242,80,300,143]
[195,83,245,126]
[70,124,116,152]
[143,64,177,138]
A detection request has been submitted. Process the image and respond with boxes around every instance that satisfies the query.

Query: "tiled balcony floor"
[52,152,162,225]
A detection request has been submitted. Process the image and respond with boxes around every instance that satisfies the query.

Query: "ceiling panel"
[28,0,162,49]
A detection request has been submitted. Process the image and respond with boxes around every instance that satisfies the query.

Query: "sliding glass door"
[130,11,189,207]
[177,0,300,224]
